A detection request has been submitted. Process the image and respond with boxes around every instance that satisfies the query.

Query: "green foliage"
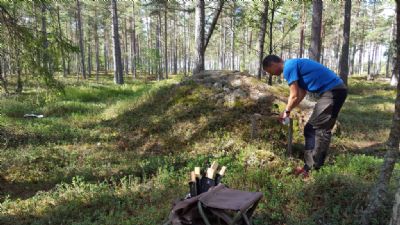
[0,98,34,117]
[0,75,397,225]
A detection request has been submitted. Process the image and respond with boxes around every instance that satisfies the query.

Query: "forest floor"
[0,72,399,225]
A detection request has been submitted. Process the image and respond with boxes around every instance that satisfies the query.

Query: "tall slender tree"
[111,0,123,84]
[56,4,66,77]
[94,8,100,81]
[257,1,269,80]
[299,1,306,58]
[130,2,136,79]
[338,0,351,85]
[76,0,86,79]
[193,0,205,74]
[309,0,323,62]
[267,0,276,85]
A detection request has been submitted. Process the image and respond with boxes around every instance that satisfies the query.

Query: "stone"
[249,90,267,101]
[232,88,247,98]
[213,82,223,89]
[230,78,242,87]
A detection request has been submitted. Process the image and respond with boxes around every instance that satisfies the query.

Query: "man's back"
[283,58,343,94]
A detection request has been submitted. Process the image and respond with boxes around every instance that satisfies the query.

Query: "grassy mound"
[0,74,398,225]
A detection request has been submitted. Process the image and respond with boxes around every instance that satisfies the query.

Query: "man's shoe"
[293,166,309,178]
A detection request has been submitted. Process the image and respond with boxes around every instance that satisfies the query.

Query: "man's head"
[263,55,284,75]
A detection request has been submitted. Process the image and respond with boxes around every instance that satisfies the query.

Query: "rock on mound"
[185,70,276,106]
[181,70,317,131]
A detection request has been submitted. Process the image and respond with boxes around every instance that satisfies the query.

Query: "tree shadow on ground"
[98,82,281,157]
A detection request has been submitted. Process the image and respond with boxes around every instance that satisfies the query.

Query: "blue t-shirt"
[283,58,344,94]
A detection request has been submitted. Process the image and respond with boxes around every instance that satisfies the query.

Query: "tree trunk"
[231,7,235,71]
[390,180,400,225]
[309,0,323,62]
[220,16,225,69]
[243,27,248,70]
[193,0,205,75]
[15,53,22,93]
[391,72,399,87]
[367,44,373,79]
[87,28,92,77]
[111,0,124,84]
[104,27,109,75]
[268,0,276,85]
[94,9,100,81]
[358,35,364,74]
[164,7,168,79]
[56,4,66,77]
[338,0,351,85]
[41,2,49,73]
[350,44,357,75]
[362,1,400,223]
[147,16,151,76]
[67,15,72,75]
[183,11,187,76]
[248,29,252,72]
[124,18,129,77]
[173,11,177,75]
[76,0,86,79]
[75,15,80,78]
[157,11,162,80]
[387,20,396,79]
[0,58,9,94]
[299,1,306,58]
[130,2,136,79]
[204,0,224,51]
[257,0,268,80]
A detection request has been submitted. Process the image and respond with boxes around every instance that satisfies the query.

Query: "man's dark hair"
[262,55,283,68]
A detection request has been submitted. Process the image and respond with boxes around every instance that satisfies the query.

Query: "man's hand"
[279,110,290,124]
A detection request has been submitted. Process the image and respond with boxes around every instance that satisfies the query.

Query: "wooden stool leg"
[243,214,251,225]
[230,211,243,225]
[198,201,212,225]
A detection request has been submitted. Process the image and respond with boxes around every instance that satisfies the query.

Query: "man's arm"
[296,87,307,106]
[285,81,306,112]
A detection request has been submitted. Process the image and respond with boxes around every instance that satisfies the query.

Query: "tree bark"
[0,58,9,94]
[193,0,205,75]
[221,15,226,69]
[104,26,109,75]
[76,0,86,79]
[87,28,92,77]
[130,2,136,79]
[309,0,323,62]
[173,11,177,75]
[124,18,129,77]
[268,0,276,85]
[164,7,168,79]
[257,0,268,80]
[299,1,306,58]
[231,6,235,71]
[390,181,400,225]
[111,0,123,84]
[204,0,225,50]
[358,30,364,74]
[338,0,351,85]
[94,9,100,81]
[157,11,162,80]
[367,44,373,79]
[56,4,66,77]
[183,10,187,76]
[41,2,49,74]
